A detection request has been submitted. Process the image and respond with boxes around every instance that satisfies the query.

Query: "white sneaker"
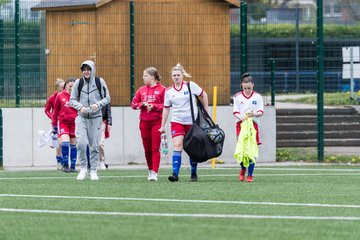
[147,170,152,181]
[90,170,99,181]
[99,161,106,170]
[56,162,63,170]
[149,171,158,181]
[76,168,87,181]
[153,172,158,181]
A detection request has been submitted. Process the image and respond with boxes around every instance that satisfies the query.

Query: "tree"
[338,0,360,21]
[245,0,291,8]
[0,0,11,6]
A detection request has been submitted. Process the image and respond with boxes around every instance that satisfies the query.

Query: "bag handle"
[188,81,215,126]
[187,82,196,123]
[196,97,217,128]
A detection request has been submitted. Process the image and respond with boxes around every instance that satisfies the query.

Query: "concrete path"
[275,94,340,109]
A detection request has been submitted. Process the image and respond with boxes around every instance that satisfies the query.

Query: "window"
[324,3,342,17]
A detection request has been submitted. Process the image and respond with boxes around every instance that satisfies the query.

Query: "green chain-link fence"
[0,1,45,107]
[239,2,360,101]
[0,1,359,107]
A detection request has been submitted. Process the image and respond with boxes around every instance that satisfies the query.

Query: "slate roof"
[32,0,239,11]
[31,0,111,11]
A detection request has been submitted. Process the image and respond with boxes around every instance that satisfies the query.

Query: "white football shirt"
[233,91,264,125]
[164,81,204,125]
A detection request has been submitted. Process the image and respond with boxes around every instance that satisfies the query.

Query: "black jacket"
[102,104,112,125]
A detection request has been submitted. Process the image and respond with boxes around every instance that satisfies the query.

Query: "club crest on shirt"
[154,91,160,94]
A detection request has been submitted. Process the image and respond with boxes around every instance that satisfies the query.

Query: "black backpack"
[77,77,110,121]
[77,77,104,99]
[183,82,225,163]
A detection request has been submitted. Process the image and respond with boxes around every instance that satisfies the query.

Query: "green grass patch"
[0,98,46,108]
[277,147,360,163]
[0,167,360,240]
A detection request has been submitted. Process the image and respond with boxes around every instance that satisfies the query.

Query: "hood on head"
[81,64,91,70]
[80,60,96,79]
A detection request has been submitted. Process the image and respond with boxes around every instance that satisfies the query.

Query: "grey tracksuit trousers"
[75,116,102,170]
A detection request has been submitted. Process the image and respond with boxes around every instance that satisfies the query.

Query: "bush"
[231,24,360,38]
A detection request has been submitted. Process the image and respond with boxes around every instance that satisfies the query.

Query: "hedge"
[231,24,360,38]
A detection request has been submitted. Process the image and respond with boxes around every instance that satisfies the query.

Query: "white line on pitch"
[0,208,359,221]
[0,173,360,181]
[254,168,360,172]
[215,167,360,172]
[1,193,360,209]
[0,172,360,180]
[0,175,142,180]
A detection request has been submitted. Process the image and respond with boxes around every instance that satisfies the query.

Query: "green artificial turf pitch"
[0,165,360,240]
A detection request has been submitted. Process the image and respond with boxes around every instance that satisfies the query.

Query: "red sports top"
[131,82,166,121]
[44,91,58,119]
[51,90,78,127]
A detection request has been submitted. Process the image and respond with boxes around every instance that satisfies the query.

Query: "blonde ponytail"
[172,63,191,78]
[55,78,65,90]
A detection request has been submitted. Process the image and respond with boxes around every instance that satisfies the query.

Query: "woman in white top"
[233,72,264,182]
[159,63,208,182]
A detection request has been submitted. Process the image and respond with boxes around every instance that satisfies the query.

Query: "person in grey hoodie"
[70,60,111,180]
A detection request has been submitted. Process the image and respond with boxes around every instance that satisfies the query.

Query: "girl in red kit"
[45,79,65,118]
[131,67,166,181]
[52,77,78,172]
[44,78,65,170]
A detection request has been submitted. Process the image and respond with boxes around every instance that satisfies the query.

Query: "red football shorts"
[170,122,192,138]
[236,121,262,145]
[59,121,76,138]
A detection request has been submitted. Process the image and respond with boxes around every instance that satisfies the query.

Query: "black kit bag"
[183,82,225,163]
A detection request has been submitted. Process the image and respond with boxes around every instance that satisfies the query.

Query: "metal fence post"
[240,2,247,75]
[295,4,300,92]
[15,0,20,107]
[130,0,135,101]
[317,0,324,162]
[270,60,276,106]
[0,19,3,98]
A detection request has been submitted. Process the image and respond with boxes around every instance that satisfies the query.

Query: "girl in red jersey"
[131,67,166,181]
[44,78,65,169]
[52,77,78,172]
[233,73,264,182]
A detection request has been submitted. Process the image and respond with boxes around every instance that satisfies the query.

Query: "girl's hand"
[240,116,248,121]
[80,107,89,114]
[147,104,153,112]
[90,104,98,110]
[246,112,254,118]
[159,126,165,133]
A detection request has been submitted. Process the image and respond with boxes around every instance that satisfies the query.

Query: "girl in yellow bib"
[233,73,264,182]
